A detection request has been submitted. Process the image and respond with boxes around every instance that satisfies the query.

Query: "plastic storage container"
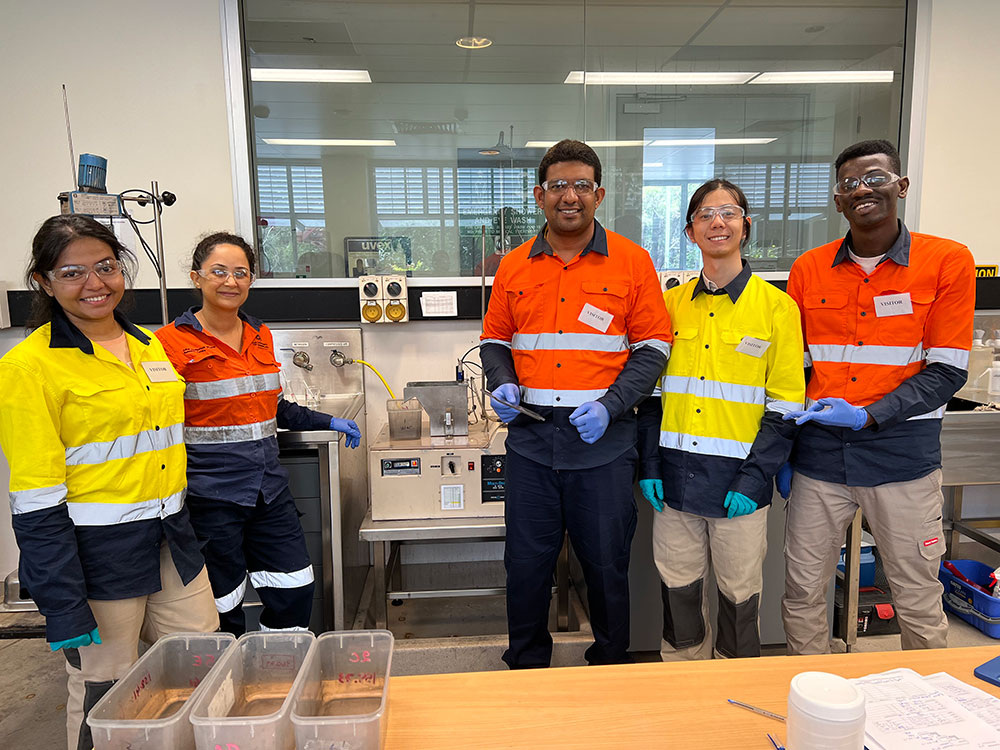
[189,631,316,750]
[387,397,422,440]
[291,630,394,750]
[940,559,1000,638]
[786,671,866,749]
[837,532,876,588]
[87,632,235,750]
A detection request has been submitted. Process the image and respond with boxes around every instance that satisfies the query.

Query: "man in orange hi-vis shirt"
[781,139,975,654]
[480,139,673,669]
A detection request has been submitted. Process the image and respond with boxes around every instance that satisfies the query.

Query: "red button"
[468,462,475,471]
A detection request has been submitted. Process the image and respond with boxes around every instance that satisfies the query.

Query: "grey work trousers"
[781,469,948,655]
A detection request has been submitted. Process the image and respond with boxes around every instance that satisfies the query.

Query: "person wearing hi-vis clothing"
[156,232,361,636]
[781,139,975,654]
[636,179,805,660]
[0,215,218,750]
[480,139,673,668]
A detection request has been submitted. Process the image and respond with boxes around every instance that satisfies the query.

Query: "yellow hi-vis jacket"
[0,309,203,641]
[639,266,805,517]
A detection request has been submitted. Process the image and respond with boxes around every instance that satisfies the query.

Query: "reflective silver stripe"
[64,423,184,467]
[184,372,280,401]
[765,399,804,415]
[650,385,662,398]
[512,332,628,353]
[66,489,186,527]
[808,342,924,367]
[520,386,608,409]
[907,405,947,421]
[215,576,247,614]
[249,565,315,589]
[658,430,752,460]
[480,338,512,349]
[661,375,764,405]
[925,347,969,369]
[631,339,672,359]
[803,351,813,367]
[184,418,277,444]
[10,483,67,515]
[259,623,310,632]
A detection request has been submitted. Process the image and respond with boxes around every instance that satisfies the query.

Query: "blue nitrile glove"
[50,627,101,652]
[330,418,361,449]
[775,462,793,500]
[639,479,664,512]
[490,383,522,423]
[724,491,758,519]
[782,397,869,431]
[568,401,611,444]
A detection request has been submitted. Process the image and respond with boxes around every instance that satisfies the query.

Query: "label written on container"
[873,292,913,317]
[261,654,294,670]
[207,671,235,717]
[735,336,771,358]
[441,484,464,511]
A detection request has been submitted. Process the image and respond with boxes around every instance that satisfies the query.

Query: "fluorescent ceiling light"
[524,140,647,148]
[750,70,893,84]
[648,138,776,146]
[564,71,758,86]
[263,138,396,147]
[250,68,372,83]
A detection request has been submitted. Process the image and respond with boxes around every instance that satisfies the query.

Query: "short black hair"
[835,139,902,177]
[685,178,752,249]
[538,139,602,186]
[25,214,137,329]
[191,232,257,275]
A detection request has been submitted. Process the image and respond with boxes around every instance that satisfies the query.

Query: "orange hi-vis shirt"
[786,223,975,486]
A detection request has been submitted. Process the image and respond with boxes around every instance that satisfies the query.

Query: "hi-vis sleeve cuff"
[630,338,672,359]
[765,397,804,416]
[924,347,969,370]
[803,351,813,367]
[10,483,68,515]
[480,338,512,349]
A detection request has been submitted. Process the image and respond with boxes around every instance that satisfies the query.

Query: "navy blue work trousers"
[186,487,314,636]
[503,448,638,668]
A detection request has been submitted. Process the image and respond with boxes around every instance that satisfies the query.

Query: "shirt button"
[155,425,160,431]
[674,330,679,335]
[821,298,826,304]
[709,312,714,317]
[556,363,561,368]
[699,376,705,381]
[161,464,166,470]
[688,473,695,479]
[704,344,710,349]
[563,266,568,270]
[555,396,561,402]
[146,386,150,391]
[519,291,523,295]
[864,278,870,284]
[696,409,701,413]
[858,341,863,346]
[692,440,698,446]
[561,297,565,302]
[558,330,563,334]
[845,442,852,448]
[860,311,867,317]
[603,287,608,291]
[851,377,857,382]
[555,427,560,432]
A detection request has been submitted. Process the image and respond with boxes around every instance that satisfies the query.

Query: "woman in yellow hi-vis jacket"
[0,215,218,750]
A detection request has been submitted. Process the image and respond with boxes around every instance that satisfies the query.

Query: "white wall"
[914,0,1000,263]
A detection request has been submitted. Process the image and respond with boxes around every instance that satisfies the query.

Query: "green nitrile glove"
[50,627,101,652]
[639,479,664,512]
[724,491,758,519]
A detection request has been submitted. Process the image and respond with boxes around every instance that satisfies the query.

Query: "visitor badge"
[735,336,771,358]
[141,361,178,382]
[873,292,913,317]
[578,303,613,333]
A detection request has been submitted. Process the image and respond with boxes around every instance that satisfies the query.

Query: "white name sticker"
[735,336,771,358]
[141,361,178,382]
[873,292,913,317]
[578,303,613,333]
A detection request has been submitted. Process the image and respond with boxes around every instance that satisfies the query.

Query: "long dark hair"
[25,215,137,330]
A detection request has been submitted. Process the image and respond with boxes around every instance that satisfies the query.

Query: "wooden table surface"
[383,645,1000,748]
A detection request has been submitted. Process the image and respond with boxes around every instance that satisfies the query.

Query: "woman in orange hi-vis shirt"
[156,232,361,635]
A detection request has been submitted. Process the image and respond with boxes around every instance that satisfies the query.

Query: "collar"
[528,219,608,259]
[832,220,910,268]
[48,304,150,354]
[174,306,264,332]
[691,259,752,303]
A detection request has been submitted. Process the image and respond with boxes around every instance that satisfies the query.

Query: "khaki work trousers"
[652,504,768,661]
[781,470,948,655]
[65,542,218,750]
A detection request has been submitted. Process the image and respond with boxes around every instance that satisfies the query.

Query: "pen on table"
[727,698,786,722]
[766,733,785,750]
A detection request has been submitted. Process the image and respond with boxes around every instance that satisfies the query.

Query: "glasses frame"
[833,170,901,195]
[45,259,123,285]
[691,204,746,224]
[540,179,599,196]
[195,267,256,284]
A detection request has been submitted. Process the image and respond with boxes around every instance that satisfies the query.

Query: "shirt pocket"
[580,280,629,331]
[505,282,547,329]
[802,293,851,340]
[875,289,935,345]
[666,326,700,373]
[719,329,771,379]
[64,381,131,441]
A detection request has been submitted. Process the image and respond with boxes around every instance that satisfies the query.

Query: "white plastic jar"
[786,671,866,749]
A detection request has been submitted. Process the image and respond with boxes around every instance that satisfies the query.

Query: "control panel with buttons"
[481,454,506,503]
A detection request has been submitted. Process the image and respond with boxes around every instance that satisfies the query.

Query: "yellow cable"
[354,359,395,399]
